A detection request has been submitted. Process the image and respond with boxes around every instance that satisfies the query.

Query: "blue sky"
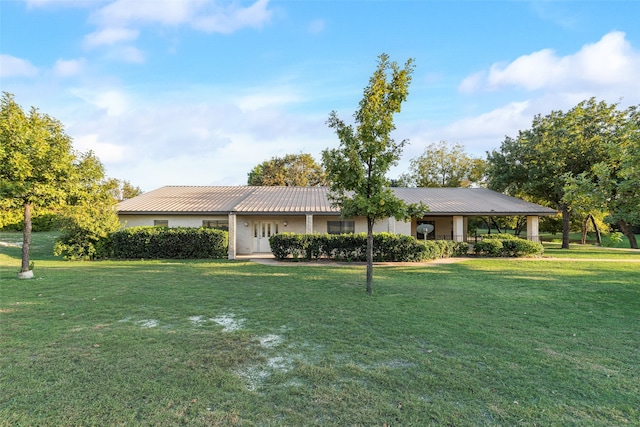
[2,0,640,191]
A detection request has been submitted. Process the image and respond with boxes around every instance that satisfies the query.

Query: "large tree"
[562,105,639,248]
[401,141,486,187]
[322,54,426,295]
[247,153,327,186]
[0,93,123,274]
[0,93,77,276]
[486,98,622,249]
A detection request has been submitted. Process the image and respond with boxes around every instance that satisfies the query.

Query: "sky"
[2,0,640,192]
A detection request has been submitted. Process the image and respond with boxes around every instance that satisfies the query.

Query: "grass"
[1,232,639,426]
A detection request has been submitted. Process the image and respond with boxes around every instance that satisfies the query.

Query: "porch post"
[228,213,236,260]
[453,215,464,242]
[527,216,539,242]
[305,214,313,234]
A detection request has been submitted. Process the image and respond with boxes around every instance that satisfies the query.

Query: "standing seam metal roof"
[116,186,558,216]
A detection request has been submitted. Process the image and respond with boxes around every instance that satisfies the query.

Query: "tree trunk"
[366,217,374,295]
[490,217,502,234]
[21,202,32,273]
[482,217,491,234]
[589,214,602,246]
[561,205,571,249]
[618,220,638,249]
[581,216,588,245]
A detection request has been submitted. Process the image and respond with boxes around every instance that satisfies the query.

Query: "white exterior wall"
[119,215,229,228]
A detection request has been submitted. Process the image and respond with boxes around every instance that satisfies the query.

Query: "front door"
[253,221,278,253]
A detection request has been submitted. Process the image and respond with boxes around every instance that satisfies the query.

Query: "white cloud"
[193,0,272,33]
[53,58,85,77]
[112,46,145,63]
[84,27,139,48]
[89,0,272,35]
[58,88,331,190]
[463,31,640,96]
[71,88,131,116]
[0,55,38,78]
[73,134,127,163]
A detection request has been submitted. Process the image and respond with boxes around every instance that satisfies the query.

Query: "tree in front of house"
[247,153,327,186]
[0,92,123,274]
[401,141,486,187]
[322,54,427,295]
[487,98,622,249]
[0,93,78,276]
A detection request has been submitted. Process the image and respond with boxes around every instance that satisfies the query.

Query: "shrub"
[269,233,468,262]
[107,227,228,259]
[474,237,543,257]
[474,239,503,256]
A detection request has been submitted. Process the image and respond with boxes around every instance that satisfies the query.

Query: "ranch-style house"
[116,186,558,259]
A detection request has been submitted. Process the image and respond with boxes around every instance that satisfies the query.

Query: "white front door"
[253,221,278,253]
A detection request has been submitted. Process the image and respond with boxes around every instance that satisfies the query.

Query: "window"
[154,220,169,228]
[327,220,355,234]
[202,220,229,231]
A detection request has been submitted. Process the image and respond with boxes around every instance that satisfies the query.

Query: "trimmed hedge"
[269,232,469,262]
[474,237,543,257]
[106,227,228,259]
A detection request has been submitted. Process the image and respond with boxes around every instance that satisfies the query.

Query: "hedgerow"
[269,232,469,262]
[473,237,543,257]
[104,227,228,259]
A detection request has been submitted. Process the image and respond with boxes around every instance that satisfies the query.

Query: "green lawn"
[1,232,639,426]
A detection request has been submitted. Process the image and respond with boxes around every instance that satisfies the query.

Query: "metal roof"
[391,187,558,216]
[117,186,558,216]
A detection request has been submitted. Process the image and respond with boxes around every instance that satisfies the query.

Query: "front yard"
[1,232,639,426]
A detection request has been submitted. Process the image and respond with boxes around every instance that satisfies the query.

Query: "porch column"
[305,214,313,234]
[527,216,539,242]
[228,213,236,260]
[453,216,464,242]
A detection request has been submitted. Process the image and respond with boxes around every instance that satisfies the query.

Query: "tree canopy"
[486,98,636,249]
[0,92,123,273]
[401,141,486,187]
[247,153,327,186]
[322,54,426,294]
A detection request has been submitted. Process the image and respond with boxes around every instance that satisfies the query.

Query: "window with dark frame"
[327,220,355,234]
[154,220,169,228]
[202,220,229,231]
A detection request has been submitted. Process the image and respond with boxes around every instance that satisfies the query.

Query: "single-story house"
[116,186,558,259]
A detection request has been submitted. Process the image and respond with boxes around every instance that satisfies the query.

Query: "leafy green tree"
[562,105,639,248]
[322,54,427,295]
[54,152,122,259]
[247,153,327,186]
[487,98,621,249]
[0,92,76,276]
[402,141,486,187]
